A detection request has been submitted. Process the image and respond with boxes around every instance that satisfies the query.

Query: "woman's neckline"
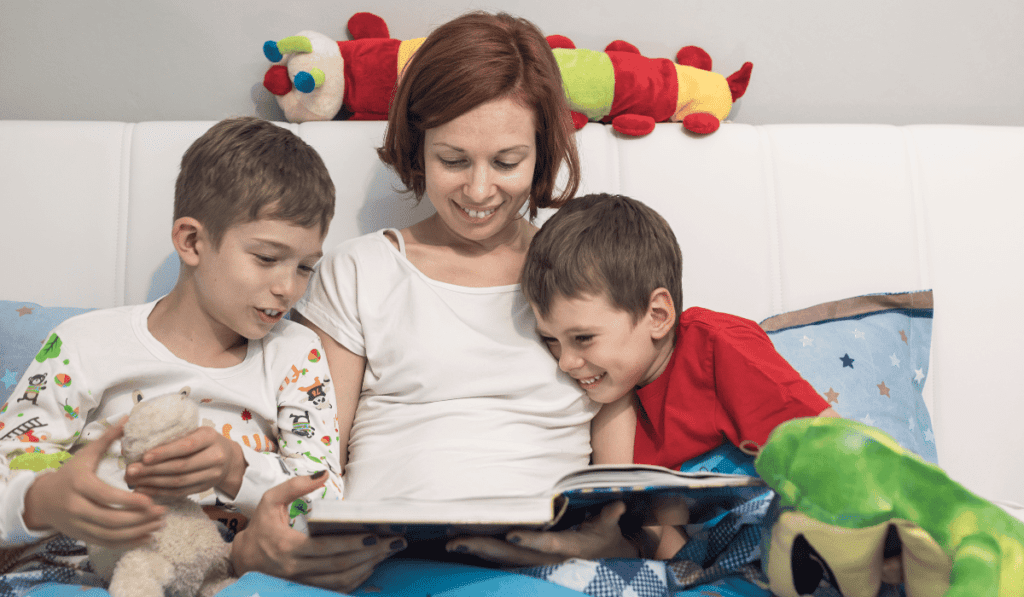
[378,228,523,293]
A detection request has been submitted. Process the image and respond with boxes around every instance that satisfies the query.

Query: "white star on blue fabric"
[914,368,926,382]
[853,329,866,339]
[908,417,915,431]
[862,413,875,426]
[1,369,17,390]
[924,428,934,442]
[801,335,813,347]
[890,354,901,367]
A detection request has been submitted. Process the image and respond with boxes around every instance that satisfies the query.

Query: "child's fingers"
[73,417,127,468]
[132,478,214,498]
[77,472,161,512]
[74,517,166,548]
[139,427,222,464]
[129,445,229,480]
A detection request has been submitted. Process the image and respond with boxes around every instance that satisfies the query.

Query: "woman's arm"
[292,312,365,473]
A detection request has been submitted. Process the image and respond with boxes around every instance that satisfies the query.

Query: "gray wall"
[2,0,1022,125]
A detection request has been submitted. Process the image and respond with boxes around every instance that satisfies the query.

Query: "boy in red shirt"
[521,192,838,558]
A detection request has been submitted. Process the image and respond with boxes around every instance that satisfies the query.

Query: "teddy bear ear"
[179,386,191,400]
[132,390,144,403]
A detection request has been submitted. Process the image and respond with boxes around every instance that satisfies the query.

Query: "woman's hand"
[446,501,639,566]
[231,473,406,592]
[23,418,167,547]
[125,426,246,498]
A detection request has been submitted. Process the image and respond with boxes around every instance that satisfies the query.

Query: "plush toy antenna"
[727,62,753,101]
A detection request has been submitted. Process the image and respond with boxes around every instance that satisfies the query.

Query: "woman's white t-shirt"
[296,229,597,500]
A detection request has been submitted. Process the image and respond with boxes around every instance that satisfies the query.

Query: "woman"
[231,11,633,593]
[295,10,594,504]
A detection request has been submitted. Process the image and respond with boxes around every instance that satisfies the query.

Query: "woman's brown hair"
[377,11,579,218]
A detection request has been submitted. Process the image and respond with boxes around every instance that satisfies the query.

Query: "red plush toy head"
[262,13,425,123]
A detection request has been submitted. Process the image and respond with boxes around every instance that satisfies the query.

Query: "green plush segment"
[553,48,614,119]
[756,417,1024,596]
[309,68,325,89]
[276,35,313,55]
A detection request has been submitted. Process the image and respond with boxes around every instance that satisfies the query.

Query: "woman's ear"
[171,217,205,267]
[646,288,676,340]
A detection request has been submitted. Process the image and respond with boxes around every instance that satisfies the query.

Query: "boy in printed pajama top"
[0,117,344,572]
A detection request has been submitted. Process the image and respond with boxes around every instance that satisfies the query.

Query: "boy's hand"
[124,426,246,498]
[231,473,405,592]
[446,501,639,565]
[23,418,167,547]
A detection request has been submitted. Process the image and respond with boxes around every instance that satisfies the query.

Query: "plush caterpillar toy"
[261,13,751,136]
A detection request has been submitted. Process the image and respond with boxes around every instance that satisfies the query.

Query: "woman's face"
[423,96,537,245]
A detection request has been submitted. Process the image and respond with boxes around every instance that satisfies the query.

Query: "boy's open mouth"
[577,372,606,389]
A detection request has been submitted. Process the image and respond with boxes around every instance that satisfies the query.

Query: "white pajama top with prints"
[0,301,343,547]
[295,229,599,501]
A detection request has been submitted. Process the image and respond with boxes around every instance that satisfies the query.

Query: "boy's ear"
[171,217,205,267]
[646,288,675,340]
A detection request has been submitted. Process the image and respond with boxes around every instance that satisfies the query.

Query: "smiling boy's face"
[192,216,324,342]
[533,291,675,404]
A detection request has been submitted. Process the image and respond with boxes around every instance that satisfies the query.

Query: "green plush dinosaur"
[754,417,1024,597]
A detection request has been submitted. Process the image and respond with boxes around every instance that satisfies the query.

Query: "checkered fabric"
[0,535,104,597]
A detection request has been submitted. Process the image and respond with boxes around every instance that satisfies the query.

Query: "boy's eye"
[298,264,316,275]
[574,335,594,344]
[255,254,276,264]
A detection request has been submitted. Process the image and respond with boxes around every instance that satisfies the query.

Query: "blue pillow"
[0,300,93,405]
[760,290,937,463]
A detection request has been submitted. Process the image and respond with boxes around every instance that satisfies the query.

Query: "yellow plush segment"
[672,64,732,121]
[892,521,953,597]
[766,511,951,597]
[397,38,426,78]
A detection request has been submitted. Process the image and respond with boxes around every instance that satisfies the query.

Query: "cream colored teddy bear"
[88,387,234,597]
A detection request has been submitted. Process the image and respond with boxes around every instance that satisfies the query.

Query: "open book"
[307,463,766,540]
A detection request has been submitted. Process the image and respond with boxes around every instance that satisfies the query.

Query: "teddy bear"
[87,387,235,597]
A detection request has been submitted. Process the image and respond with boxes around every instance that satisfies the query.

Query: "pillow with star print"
[759,290,936,463]
[1,300,93,405]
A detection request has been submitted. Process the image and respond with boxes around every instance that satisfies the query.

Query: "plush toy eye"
[132,390,144,403]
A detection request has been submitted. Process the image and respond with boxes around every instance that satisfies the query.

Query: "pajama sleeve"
[226,333,344,519]
[0,331,95,546]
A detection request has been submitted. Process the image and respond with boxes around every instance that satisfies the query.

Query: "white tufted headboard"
[2,120,1023,517]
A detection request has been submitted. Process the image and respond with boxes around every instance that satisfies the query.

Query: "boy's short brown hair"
[174,117,335,246]
[522,193,683,323]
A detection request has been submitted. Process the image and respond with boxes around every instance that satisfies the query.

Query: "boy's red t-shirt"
[633,307,829,469]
